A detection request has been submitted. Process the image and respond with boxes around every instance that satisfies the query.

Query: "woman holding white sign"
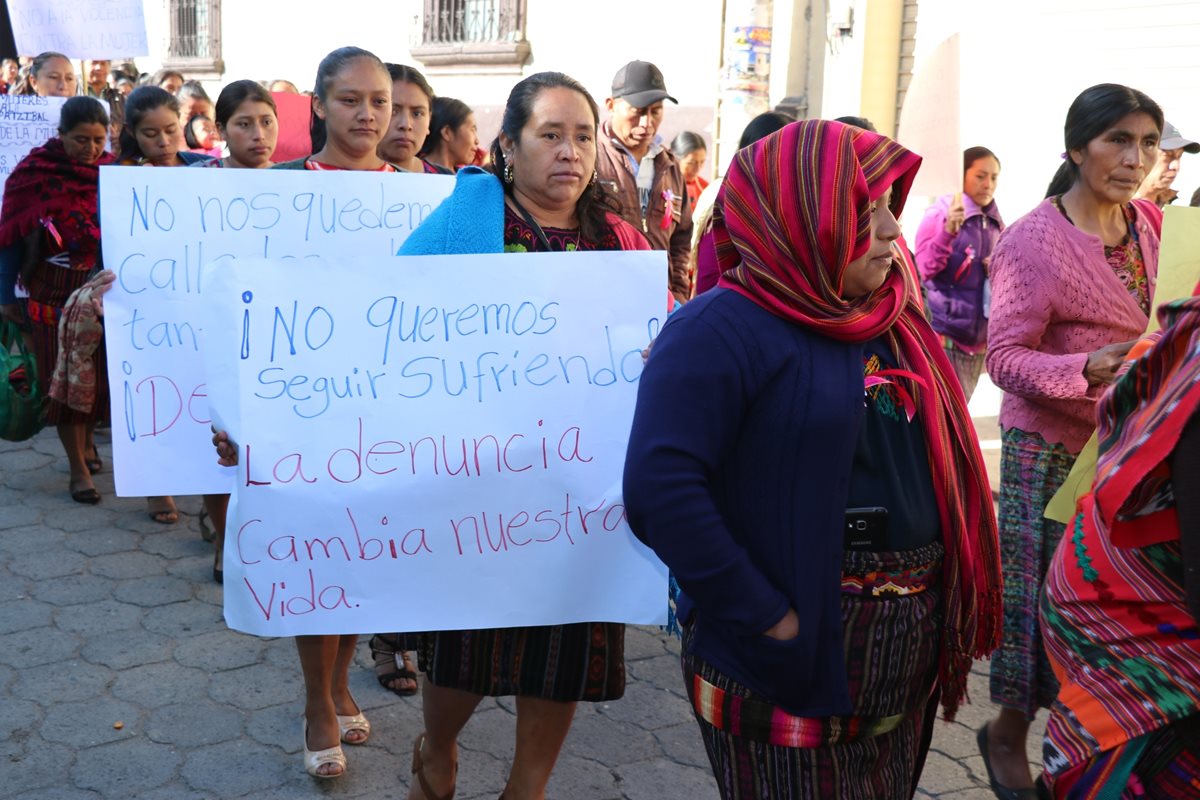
[623,120,1001,799]
[0,97,113,504]
[117,86,214,169]
[216,46,398,781]
[392,71,650,800]
[366,63,447,701]
[192,79,280,582]
[117,86,213,525]
[914,147,1005,402]
[379,63,451,176]
[11,51,77,97]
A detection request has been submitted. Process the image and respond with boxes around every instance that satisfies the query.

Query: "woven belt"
[25,298,60,327]
[690,672,907,747]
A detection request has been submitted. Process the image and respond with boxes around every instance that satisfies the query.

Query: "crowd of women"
[0,40,1197,800]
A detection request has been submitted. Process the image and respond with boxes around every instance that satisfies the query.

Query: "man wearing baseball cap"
[1136,120,1200,207]
[596,60,694,303]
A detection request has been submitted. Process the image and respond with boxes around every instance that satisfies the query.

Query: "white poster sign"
[8,0,149,59]
[896,33,961,199]
[201,252,669,635]
[0,95,70,204]
[99,166,455,497]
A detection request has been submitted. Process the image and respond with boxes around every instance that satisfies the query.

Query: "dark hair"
[385,63,435,103]
[669,131,706,158]
[183,113,210,149]
[118,86,181,162]
[1191,186,1200,208]
[738,112,794,150]
[488,71,619,246]
[418,96,473,158]
[215,79,276,128]
[177,80,210,103]
[1045,83,1163,198]
[152,69,184,87]
[308,46,388,154]
[963,146,999,174]
[834,115,876,132]
[13,51,71,96]
[58,96,109,135]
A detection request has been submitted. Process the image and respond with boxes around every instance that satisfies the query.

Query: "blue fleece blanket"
[397,166,504,256]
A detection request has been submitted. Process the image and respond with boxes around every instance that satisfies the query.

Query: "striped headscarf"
[716,120,1001,719]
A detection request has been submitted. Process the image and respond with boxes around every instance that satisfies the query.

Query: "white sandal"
[337,698,371,745]
[303,719,347,779]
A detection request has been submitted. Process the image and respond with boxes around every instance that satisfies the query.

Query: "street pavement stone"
[0,597,53,633]
[0,625,81,669]
[1,425,1029,797]
[54,598,145,634]
[145,700,245,748]
[32,572,115,606]
[41,698,143,748]
[81,627,175,669]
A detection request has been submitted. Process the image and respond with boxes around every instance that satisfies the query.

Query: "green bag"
[0,318,46,442]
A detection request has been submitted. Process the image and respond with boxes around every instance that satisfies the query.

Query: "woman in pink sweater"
[978,84,1163,798]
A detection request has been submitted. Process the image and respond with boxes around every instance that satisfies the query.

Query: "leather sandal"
[370,633,419,696]
[146,496,179,525]
[412,734,455,800]
[303,718,346,779]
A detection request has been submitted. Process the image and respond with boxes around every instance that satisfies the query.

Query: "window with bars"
[164,0,223,77]
[411,0,531,72]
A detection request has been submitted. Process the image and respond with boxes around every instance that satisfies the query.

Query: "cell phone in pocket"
[844,507,888,551]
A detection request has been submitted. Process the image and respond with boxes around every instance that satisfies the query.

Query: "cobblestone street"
[1,409,1040,799]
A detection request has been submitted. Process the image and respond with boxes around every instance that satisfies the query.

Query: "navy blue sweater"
[624,287,866,716]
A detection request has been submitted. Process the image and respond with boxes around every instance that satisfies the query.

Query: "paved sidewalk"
[0,424,1037,799]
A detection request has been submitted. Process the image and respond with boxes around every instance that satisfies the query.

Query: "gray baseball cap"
[1161,121,1200,154]
[611,61,678,108]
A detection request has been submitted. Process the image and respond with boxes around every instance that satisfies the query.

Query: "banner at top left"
[8,0,149,59]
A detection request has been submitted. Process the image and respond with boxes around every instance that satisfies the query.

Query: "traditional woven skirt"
[941,338,985,403]
[680,542,943,800]
[989,427,1076,717]
[415,622,625,702]
[26,299,110,426]
[1045,714,1200,799]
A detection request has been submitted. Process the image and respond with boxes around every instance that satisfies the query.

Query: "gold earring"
[590,169,597,186]
[503,160,514,183]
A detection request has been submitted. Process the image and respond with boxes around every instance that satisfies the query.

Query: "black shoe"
[70,486,101,504]
[977,724,1039,800]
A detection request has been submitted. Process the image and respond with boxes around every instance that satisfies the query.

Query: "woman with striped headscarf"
[623,119,1001,799]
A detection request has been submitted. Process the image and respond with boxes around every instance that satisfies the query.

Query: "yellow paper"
[1044,206,1200,524]
[1044,437,1097,524]
[1149,206,1200,332]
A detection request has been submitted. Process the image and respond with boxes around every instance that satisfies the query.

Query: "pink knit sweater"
[985,199,1159,453]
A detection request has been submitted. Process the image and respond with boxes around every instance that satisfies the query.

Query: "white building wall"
[137,0,722,154]
[899,0,1200,229]
[138,2,423,90]
[817,0,868,121]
